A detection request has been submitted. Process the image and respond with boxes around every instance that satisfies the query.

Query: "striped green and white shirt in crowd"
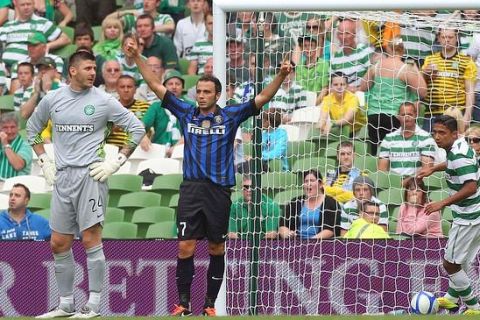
[0,14,62,68]
[0,135,32,179]
[186,39,212,75]
[378,125,437,177]
[445,137,480,225]
[233,81,255,104]
[123,12,174,37]
[400,25,436,60]
[9,53,64,79]
[13,85,33,110]
[0,63,6,94]
[330,43,374,86]
[268,81,307,113]
[341,196,389,230]
[115,52,144,85]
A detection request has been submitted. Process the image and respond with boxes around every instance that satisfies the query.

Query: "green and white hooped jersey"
[186,39,212,75]
[331,43,374,87]
[0,14,61,68]
[446,137,480,225]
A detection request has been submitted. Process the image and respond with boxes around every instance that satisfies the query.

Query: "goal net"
[225,9,480,315]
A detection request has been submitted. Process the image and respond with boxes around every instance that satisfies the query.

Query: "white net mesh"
[225,10,480,315]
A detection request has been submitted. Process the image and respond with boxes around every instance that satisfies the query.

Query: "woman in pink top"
[396,178,443,237]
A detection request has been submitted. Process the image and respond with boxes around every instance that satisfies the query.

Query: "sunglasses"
[467,137,480,144]
[243,185,252,190]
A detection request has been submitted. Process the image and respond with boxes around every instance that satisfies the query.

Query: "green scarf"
[93,38,121,61]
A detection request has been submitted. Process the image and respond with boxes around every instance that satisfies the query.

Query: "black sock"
[205,254,225,307]
[176,256,194,308]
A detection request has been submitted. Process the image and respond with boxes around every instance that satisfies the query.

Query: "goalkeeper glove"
[38,153,56,186]
[89,153,127,182]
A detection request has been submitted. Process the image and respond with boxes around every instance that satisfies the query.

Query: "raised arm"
[123,37,167,100]
[254,60,291,110]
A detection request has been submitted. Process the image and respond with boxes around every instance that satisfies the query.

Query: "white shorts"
[50,166,108,234]
[444,222,480,265]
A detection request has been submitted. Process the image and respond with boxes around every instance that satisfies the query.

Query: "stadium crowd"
[0,1,479,240]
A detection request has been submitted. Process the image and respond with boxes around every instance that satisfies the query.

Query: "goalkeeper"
[26,51,145,319]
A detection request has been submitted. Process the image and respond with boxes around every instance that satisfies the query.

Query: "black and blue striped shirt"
[162,91,258,186]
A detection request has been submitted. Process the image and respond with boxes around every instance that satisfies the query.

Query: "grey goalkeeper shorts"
[50,166,108,234]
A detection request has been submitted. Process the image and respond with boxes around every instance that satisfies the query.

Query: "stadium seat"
[273,189,304,207]
[117,192,162,222]
[145,221,177,239]
[51,44,77,59]
[388,206,400,233]
[290,106,321,123]
[28,193,52,211]
[291,157,336,177]
[354,155,377,173]
[170,144,184,159]
[59,26,74,41]
[178,58,190,74]
[442,207,453,221]
[92,26,102,42]
[131,206,175,238]
[377,189,403,207]
[150,174,183,206]
[3,176,49,193]
[287,140,317,168]
[105,207,125,223]
[261,172,298,191]
[169,193,179,210]
[428,190,448,202]
[423,172,446,190]
[35,209,51,220]
[0,95,14,113]
[442,220,451,236]
[136,158,182,175]
[367,172,403,191]
[107,174,143,207]
[102,222,138,239]
[182,75,200,92]
[0,193,8,210]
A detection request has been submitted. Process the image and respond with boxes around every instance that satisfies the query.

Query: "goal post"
[213,0,480,316]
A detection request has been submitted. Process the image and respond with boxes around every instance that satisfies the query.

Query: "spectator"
[422,28,477,131]
[93,17,123,61]
[296,33,329,97]
[0,0,10,27]
[340,176,389,236]
[269,61,308,122]
[228,175,280,239]
[458,10,479,54]
[135,56,164,103]
[360,37,427,155]
[342,200,390,239]
[279,169,341,239]
[107,75,150,148]
[173,0,206,58]
[33,0,73,27]
[75,0,116,27]
[396,178,443,238]
[330,18,375,90]
[0,113,32,178]
[187,10,212,75]
[226,36,249,84]
[0,183,50,240]
[20,57,63,121]
[109,0,175,38]
[304,16,331,61]
[13,62,34,110]
[136,13,178,69]
[98,60,122,99]
[444,106,467,136]
[0,0,70,69]
[378,102,436,177]
[260,108,288,172]
[115,33,145,86]
[318,72,365,137]
[10,32,64,93]
[186,56,212,101]
[465,126,480,166]
[324,141,363,204]
[142,70,188,154]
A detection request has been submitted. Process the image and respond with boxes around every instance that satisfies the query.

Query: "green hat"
[35,56,56,69]
[27,32,47,45]
[163,70,184,85]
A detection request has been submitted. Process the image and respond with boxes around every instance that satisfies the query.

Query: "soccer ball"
[410,291,439,314]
